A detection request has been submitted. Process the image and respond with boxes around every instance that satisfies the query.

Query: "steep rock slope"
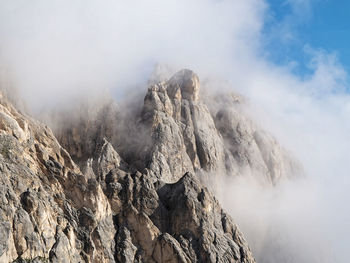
[140,69,301,184]
[0,87,255,262]
[54,69,300,184]
[140,70,226,182]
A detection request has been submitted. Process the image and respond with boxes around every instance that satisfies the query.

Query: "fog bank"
[0,0,349,262]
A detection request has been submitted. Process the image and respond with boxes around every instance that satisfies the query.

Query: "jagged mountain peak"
[166,69,200,102]
[49,69,301,185]
[0,69,302,262]
[0,71,257,262]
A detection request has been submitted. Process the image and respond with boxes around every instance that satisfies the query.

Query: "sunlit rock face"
[0,69,302,262]
[0,92,114,263]
[129,69,300,184]
[53,69,301,185]
[141,69,226,183]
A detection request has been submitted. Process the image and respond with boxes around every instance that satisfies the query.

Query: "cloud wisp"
[0,0,349,262]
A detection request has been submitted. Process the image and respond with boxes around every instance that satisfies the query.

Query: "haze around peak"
[0,0,349,262]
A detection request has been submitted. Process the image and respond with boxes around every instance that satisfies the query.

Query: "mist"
[0,0,349,262]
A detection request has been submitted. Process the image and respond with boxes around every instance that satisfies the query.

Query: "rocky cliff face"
[0,69,300,262]
[54,69,300,185]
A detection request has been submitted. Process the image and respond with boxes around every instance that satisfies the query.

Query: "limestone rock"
[0,69,302,262]
[213,99,302,184]
[141,69,225,183]
[0,89,256,262]
[0,93,113,262]
[51,69,300,184]
[157,173,255,262]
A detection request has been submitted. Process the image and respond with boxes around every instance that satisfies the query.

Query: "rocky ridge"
[54,69,300,185]
[0,69,300,262]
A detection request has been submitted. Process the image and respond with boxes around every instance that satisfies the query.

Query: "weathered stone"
[0,69,302,262]
[115,226,137,263]
[140,69,226,183]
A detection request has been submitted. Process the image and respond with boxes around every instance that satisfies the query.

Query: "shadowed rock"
[0,87,256,262]
[0,69,302,262]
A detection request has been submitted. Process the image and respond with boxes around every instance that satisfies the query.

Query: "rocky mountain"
[0,69,301,262]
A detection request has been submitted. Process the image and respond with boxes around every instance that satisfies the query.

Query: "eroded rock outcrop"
[0,86,256,262]
[53,69,301,185]
[211,95,302,184]
[0,92,114,262]
[141,69,225,183]
[0,69,303,262]
[139,69,301,184]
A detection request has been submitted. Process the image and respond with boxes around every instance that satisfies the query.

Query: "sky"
[0,0,349,262]
[265,0,350,75]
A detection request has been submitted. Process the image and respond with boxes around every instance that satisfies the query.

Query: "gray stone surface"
[0,69,301,262]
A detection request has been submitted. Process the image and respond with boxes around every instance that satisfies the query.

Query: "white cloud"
[0,0,349,262]
[230,46,350,263]
[0,0,265,110]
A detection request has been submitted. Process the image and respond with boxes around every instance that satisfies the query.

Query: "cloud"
[218,175,336,263]
[0,0,349,262]
[0,0,265,111]
[228,44,350,263]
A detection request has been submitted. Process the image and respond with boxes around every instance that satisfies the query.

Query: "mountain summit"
[0,70,301,262]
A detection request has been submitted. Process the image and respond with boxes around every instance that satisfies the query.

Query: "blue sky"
[264,0,350,75]
[0,1,349,261]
